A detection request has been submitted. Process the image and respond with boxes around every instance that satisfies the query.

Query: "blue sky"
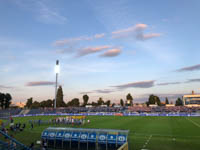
[1,0,200,104]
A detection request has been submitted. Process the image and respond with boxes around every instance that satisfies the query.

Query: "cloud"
[157,82,182,86]
[37,1,67,24]
[112,24,147,36]
[15,0,67,24]
[54,33,105,47]
[112,23,161,40]
[26,81,55,86]
[186,78,200,83]
[80,91,94,95]
[112,80,155,89]
[77,45,111,57]
[157,79,200,86]
[94,33,105,39]
[94,89,115,94]
[55,46,75,54]
[53,36,92,47]
[0,85,13,89]
[136,33,161,41]
[100,48,121,57]
[176,64,200,72]
[80,89,115,95]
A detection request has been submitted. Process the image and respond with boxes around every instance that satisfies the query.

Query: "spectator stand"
[0,129,30,150]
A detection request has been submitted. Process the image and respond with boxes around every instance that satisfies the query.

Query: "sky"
[1,0,200,104]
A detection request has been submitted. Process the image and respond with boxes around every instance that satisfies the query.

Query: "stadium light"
[54,60,59,109]
[55,60,60,73]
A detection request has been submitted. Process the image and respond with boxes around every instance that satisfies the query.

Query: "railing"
[0,130,30,150]
[118,142,128,150]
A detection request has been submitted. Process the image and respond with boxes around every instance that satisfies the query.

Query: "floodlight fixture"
[54,60,59,109]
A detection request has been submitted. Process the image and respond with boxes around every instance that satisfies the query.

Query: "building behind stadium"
[183,91,200,107]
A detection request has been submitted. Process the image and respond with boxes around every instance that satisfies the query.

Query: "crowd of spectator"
[26,107,123,115]
[128,106,200,113]
[0,108,22,116]
[0,106,200,116]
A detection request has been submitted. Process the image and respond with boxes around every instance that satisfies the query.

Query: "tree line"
[0,92,12,109]
[25,86,135,108]
[1,86,183,109]
[146,94,183,106]
[24,86,184,109]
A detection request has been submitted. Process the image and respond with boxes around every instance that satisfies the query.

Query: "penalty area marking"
[185,117,200,128]
[142,134,152,150]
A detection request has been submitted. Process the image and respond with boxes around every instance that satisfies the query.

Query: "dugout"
[41,127,129,150]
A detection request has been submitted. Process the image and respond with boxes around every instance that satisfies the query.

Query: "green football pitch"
[10,116,200,150]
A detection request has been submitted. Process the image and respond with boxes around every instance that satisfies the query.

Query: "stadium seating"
[0,129,30,150]
[0,108,22,116]
[0,106,200,117]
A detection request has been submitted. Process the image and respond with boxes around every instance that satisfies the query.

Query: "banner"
[12,112,200,118]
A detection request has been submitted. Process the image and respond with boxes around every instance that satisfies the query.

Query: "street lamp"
[54,60,59,109]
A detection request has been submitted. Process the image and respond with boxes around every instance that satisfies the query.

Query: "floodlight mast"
[54,60,59,109]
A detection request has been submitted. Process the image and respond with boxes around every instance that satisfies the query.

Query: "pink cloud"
[53,33,105,47]
[77,45,111,57]
[53,36,92,46]
[136,33,161,40]
[100,48,121,57]
[112,23,161,41]
[112,23,148,38]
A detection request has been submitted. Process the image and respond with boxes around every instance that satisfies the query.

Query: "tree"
[83,95,89,106]
[120,99,124,106]
[67,98,80,107]
[165,97,169,105]
[0,93,5,109]
[97,97,104,106]
[175,98,183,106]
[31,101,40,109]
[126,93,133,106]
[40,99,53,108]
[155,95,161,106]
[25,97,33,108]
[5,93,12,109]
[148,94,155,104]
[148,94,161,106]
[91,102,98,107]
[56,86,66,107]
[105,100,111,107]
[40,100,46,108]
[147,94,161,106]
[46,99,53,107]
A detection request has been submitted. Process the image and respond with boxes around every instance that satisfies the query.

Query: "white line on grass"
[185,117,200,128]
[142,134,152,150]
[133,132,200,138]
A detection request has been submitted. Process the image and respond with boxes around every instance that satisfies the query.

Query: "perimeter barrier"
[12,112,200,118]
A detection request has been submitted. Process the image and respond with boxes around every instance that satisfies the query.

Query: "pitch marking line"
[142,134,152,149]
[186,117,200,128]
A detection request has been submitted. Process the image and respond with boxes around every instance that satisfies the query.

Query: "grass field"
[9,116,200,150]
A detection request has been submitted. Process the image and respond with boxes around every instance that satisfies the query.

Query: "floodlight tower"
[54,60,59,109]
